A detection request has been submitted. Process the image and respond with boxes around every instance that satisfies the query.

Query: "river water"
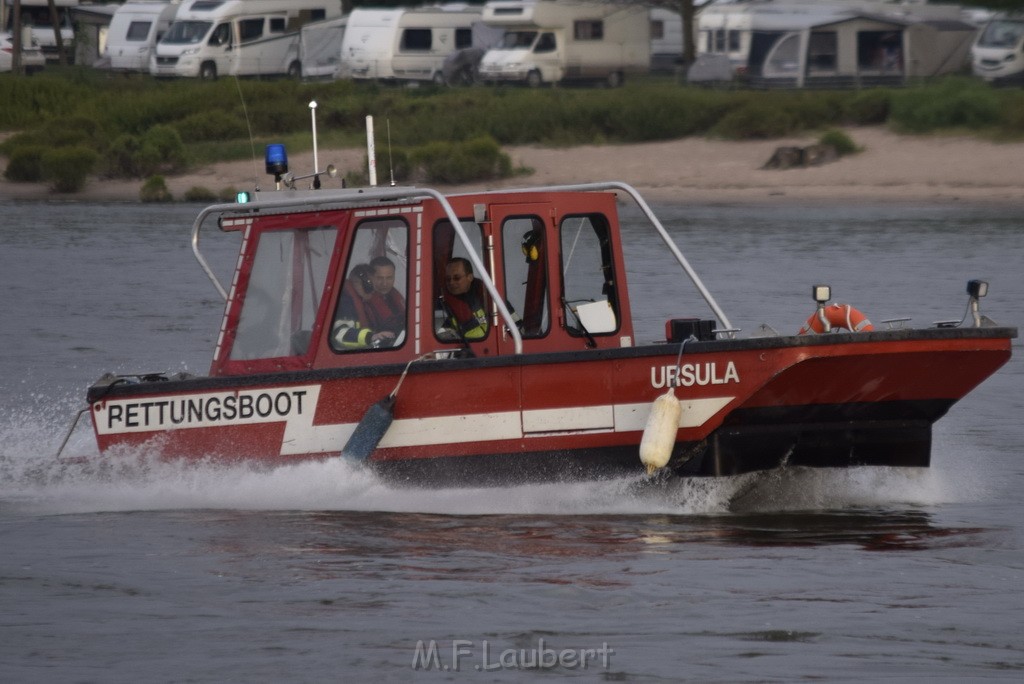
[1,199,1022,682]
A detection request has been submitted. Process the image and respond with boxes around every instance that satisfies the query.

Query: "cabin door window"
[432,219,486,343]
[502,217,549,338]
[231,226,338,360]
[331,218,409,353]
[560,214,618,338]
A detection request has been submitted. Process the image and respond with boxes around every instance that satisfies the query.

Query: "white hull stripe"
[93,386,733,456]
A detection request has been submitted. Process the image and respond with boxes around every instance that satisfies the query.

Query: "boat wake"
[0,406,984,518]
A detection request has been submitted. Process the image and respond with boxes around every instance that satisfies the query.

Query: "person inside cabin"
[365,256,406,336]
[332,264,396,349]
[440,258,523,341]
[441,257,490,341]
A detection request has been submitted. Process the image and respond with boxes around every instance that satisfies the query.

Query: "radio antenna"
[234,76,260,191]
[387,119,395,186]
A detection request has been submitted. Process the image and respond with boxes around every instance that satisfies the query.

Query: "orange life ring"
[798,303,874,335]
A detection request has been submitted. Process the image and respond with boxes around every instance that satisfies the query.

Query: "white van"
[477,0,649,87]
[0,0,76,63]
[151,0,339,79]
[341,6,497,83]
[105,1,181,72]
[972,15,1024,85]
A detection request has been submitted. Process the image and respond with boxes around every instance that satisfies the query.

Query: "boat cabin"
[203,187,643,377]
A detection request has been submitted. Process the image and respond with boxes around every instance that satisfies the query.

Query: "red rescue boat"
[77,169,1015,484]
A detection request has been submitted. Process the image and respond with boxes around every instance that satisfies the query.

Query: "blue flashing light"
[265,144,288,176]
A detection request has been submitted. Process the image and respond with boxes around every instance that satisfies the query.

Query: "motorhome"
[340,6,499,83]
[477,0,649,87]
[105,1,181,72]
[151,0,340,79]
[0,0,76,63]
[971,14,1024,85]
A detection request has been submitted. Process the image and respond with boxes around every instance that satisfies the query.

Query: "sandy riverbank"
[2,127,1023,204]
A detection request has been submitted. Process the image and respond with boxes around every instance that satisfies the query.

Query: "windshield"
[499,31,537,49]
[161,21,212,45]
[978,20,1024,48]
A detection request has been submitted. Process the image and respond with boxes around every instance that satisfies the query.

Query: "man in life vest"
[442,257,490,340]
[441,257,523,341]
[366,256,406,336]
[332,264,396,349]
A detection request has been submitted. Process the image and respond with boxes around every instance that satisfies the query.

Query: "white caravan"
[105,1,181,72]
[649,7,682,74]
[477,0,649,87]
[0,0,77,63]
[151,0,340,79]
[341,6,498,83]
[972,15,1024,85]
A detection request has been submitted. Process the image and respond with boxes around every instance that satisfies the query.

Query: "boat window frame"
[500,214,550,340]
[558,212,621,339]
[431,218,489,344]
[329,216,411,355]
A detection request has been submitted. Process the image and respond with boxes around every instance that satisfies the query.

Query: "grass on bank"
[2,71,1022,193]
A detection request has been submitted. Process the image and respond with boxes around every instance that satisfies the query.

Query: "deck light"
[967,280,988,298]
[813,284,831,304]
[236,191,251,204]
[265,143,288,183]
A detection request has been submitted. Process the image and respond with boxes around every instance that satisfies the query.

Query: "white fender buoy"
[639,389,681,475]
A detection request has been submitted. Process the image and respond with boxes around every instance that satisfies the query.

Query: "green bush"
[712,99,797,139]
[174,110,248,143]
[818,129,859,156]
[890,78,1002,132]
[409,136,512,184]
[104,133,142,178]
[140,175,172,202]
[3,145,46,182]
[184,185,217,202]
[140,124,187,172]
[40,146,98,193]
[846,89,892,125]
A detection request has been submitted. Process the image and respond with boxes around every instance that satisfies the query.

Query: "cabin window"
[857,31,903,73]
[331,219,409,353]
[126,22,152,42]
[560,214,618,337]
[165,21,213,45]
[501,31,537,49]
[978,20,1024,48]
[456,28,473,50]
[728,30,741,53]
[808,31,837,72]
[502,217,549,338]
[231,226,338,361]
[401,28,432,52]
[535,33,556,53]
[239,18,264,44]
[269,17,286,34]
[574,21,604,41]
[432,220,488,343]
[208,22,229,47]
[714,29,725,53]
[651,21,664,41]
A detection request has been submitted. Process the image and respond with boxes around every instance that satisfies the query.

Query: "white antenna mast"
[309,100,319,178]
[366,115,377,187]
[387,119,395,186]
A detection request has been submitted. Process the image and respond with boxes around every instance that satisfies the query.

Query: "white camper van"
[151,0,340,79]
[105,1,180,72]
[972,15,1024,85]
[477,0,649,87]
[341,6,497,83]
[0,0,76,63]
